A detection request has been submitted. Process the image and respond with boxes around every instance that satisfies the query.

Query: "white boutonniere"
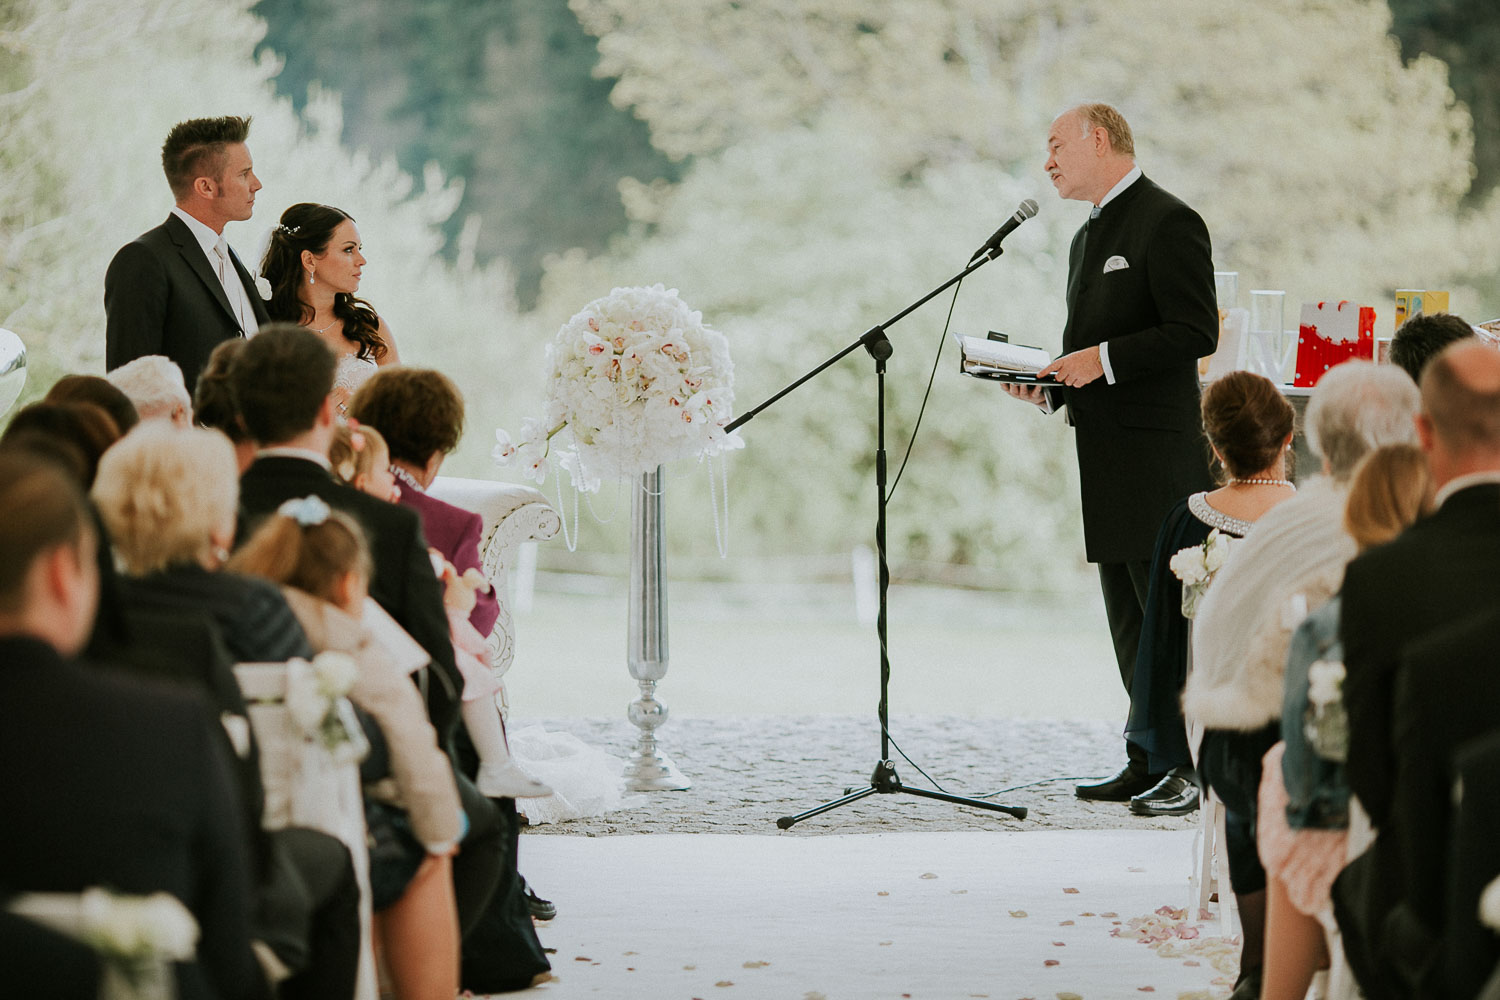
[1304,658,1349,762]
[254,274,273,300]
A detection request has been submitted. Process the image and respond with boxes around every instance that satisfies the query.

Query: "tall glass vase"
[623,465,690,791]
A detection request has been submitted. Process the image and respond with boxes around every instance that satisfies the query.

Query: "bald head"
[1419,340,1500,470]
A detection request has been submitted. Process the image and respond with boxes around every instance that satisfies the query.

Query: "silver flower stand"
[623,465,690,791]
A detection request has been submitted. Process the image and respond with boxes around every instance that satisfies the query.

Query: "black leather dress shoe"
[1075,766,1161,802]
[1129,773,1200,816]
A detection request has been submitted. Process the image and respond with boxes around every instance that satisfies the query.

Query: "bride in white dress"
[258,203,399,407]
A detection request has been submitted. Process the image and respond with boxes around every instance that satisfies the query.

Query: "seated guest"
[1184,360,1420,1000]
[92,422,314,664]
[1,401,129,653]
[2,400,121,486]
[232,500,463,1000]
[346,367,497,638]
[330,420,549,801]
[1255,444,1433,1000]
[1442,731,1500,1000]
[91,421,364,1000]
[1350,344,1500,995]
[107,354,193,425]
[44,374,140,435]
[225,327,540,986]
[0,450,267,1000]
[193,338,256,472]
[1125,370,1296,817]
[1383,602,1500,997]
[1388,311,1475,383]
[1334,341,1500,997]
[228,325,460,732]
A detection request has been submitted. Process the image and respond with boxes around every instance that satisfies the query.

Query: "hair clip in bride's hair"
[277,494,331,527]
[275,223,301,237]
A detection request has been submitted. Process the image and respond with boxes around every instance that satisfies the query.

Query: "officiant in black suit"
[1004,103,1217,804]
[105,115,269,394]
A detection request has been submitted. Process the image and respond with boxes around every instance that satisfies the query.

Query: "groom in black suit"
[105,116,269,394]
[1006,103,1217,803]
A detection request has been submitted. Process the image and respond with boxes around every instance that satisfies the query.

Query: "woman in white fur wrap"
[1182,361,1420,1000]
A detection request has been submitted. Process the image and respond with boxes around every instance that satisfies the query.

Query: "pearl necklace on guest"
[1229,476,1295,489]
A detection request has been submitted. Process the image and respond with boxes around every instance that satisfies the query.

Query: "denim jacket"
[1280,595,1350,829]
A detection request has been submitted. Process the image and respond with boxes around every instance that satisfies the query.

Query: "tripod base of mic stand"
[775,760,1027,830]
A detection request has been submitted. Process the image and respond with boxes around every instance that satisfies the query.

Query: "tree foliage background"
[3,0,1498,593]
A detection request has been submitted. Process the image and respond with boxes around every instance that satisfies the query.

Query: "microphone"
[968,199,1039,263]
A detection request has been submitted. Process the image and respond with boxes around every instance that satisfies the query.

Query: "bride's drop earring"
[307,270,316,286]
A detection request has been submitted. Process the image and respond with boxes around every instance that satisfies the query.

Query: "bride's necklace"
[311,316,339,335]
[1229,476,1295,489]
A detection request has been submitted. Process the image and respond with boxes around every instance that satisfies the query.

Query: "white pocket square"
[1103,255,1129,273]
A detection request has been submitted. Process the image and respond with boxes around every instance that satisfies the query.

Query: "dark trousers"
[453,727,551,992]
[1098,559,1152,771]
[452,773,505,936]
[276,827,360,1000]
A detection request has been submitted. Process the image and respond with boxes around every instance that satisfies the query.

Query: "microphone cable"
[884,275,963,504]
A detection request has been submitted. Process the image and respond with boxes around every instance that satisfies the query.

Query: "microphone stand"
[726,247,1028,829]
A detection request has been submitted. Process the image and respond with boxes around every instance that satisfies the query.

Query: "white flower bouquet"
[1169,528,1235,619]
[493,284,740,492]
[285,651,368,765]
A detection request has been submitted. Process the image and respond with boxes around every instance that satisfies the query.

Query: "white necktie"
[213,238,249,333]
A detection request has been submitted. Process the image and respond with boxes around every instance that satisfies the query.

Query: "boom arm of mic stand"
[723,250,999,434]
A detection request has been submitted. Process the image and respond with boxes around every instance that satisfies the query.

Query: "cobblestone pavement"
[514,715,1199,837]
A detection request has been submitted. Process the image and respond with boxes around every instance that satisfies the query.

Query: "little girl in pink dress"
[330,422,549,800]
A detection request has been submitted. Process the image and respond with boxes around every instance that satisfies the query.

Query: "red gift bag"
[1295,301,1375,387]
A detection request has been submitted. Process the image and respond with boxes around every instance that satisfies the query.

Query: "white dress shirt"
[170,207,260,336]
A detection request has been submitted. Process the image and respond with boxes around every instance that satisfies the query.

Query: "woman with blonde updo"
[91,421,313,663]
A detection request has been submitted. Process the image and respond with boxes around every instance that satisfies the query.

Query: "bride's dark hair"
[259,202,388,362]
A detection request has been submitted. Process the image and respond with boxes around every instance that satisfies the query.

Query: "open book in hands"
[954,333,1064,411]
[954,333,1052,377]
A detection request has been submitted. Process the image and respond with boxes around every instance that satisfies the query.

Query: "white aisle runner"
[511,830,1235,999]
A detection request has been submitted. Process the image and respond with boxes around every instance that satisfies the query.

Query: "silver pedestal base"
[623,679,689,791]
[623,745,690,792]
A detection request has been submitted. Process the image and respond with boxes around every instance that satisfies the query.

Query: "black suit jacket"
[1059,175,1218,563]
[0,637,266,1000]
[1449,731,1500,1000]
[105,213,270,393]
[1339,482,1500,827]
[237,455,462,738]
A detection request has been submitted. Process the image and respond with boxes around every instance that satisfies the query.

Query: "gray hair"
[1306,360,1420,482]
[107,355,192,424]
[91,422,238,574]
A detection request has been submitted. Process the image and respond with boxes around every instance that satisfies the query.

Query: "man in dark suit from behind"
[1334,340,1500,996]
[0,451,267,1000]
[1004,103,1218,805]
[227,325,516,953]
[106,115,270,394]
